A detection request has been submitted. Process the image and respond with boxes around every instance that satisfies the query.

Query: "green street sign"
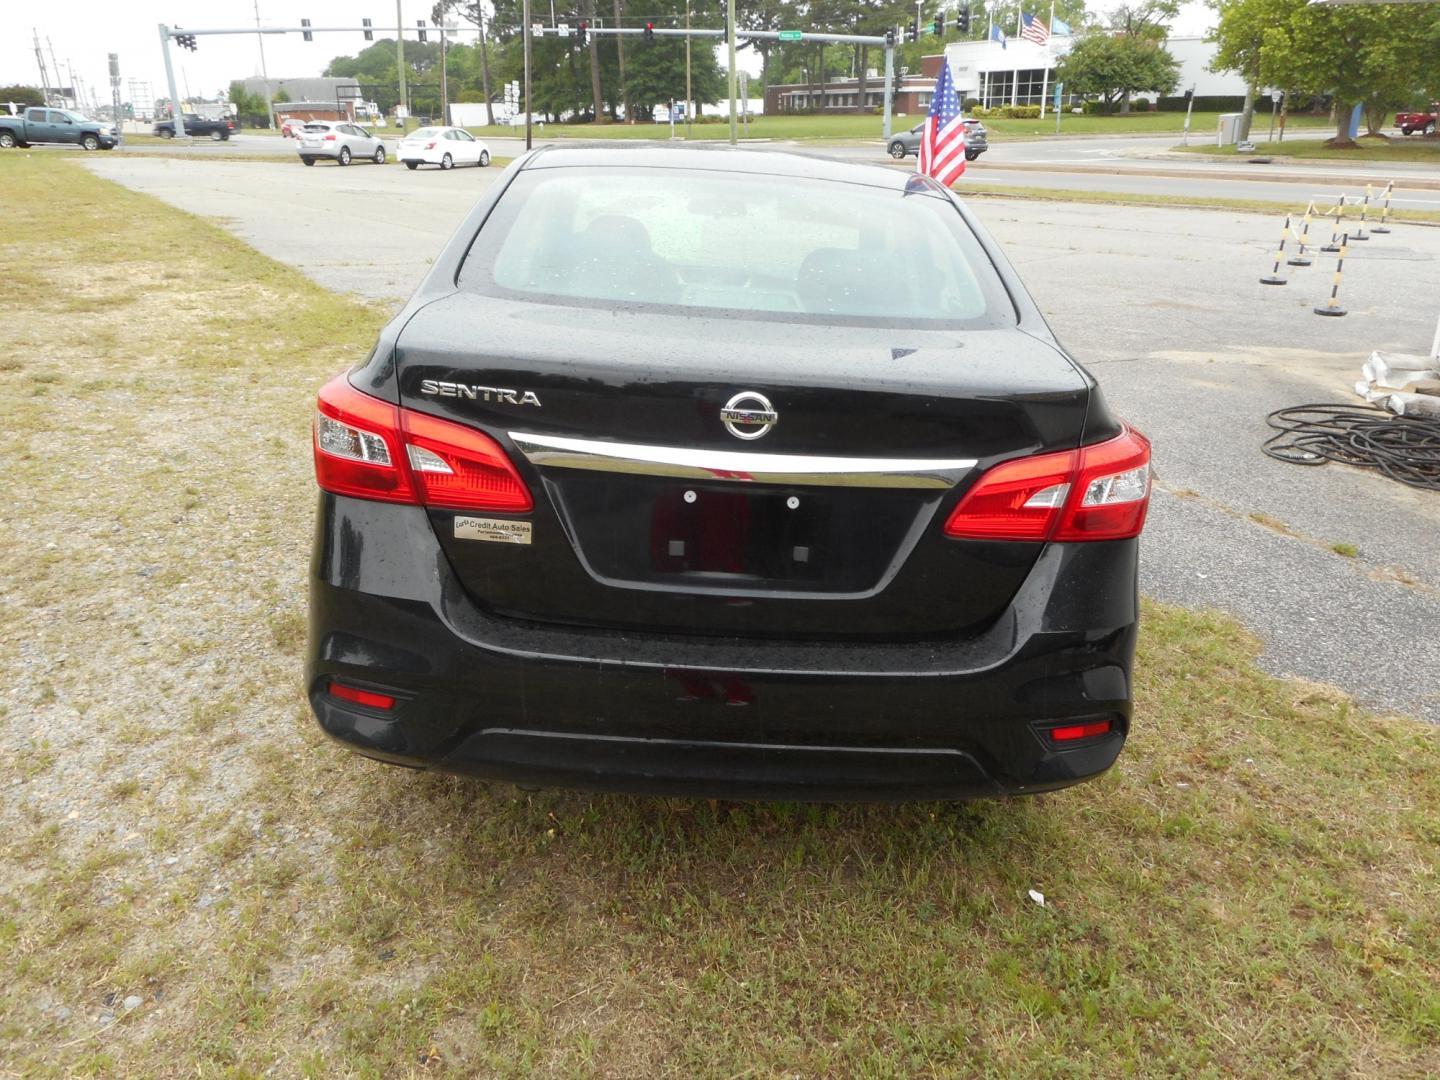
[778,30,802,41]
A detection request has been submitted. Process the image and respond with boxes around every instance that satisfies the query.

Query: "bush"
[963,97,981,112]
[1156,94,1247,112]
[970,104,1042,119]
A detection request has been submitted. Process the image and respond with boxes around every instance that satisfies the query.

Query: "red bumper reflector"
[329,681,396,710]
[1049,719,1112,743]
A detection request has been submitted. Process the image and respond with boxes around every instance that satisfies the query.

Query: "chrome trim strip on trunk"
[508,432,977,489]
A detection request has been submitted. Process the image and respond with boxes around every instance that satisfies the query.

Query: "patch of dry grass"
[1,152,1438,1079]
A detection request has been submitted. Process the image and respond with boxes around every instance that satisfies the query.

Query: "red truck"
[1396,106,1437,136]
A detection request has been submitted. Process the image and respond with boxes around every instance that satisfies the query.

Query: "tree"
[1055,33,1179,113]
[226,81,270,126]
[1213,0,1440,145]
[433,1,499,124]
[0,85,44,108]
[1103,0,1177,111]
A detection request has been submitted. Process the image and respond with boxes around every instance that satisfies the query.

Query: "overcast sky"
[4,1,1218,110]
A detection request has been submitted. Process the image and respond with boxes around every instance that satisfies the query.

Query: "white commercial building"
[943,33,1247,112]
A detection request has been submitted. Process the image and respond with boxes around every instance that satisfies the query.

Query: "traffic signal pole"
[726,0,737,144]
[157,25,187,139]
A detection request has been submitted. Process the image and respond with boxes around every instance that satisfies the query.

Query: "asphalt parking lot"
[88,156,1440,720]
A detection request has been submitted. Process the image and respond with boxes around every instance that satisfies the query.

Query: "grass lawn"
[3,152,1440,1077]
[460,111,1334,142]
[1174,134,1440,164]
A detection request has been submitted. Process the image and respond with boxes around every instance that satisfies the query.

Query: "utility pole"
[253,0,276,129]
[396,0,407,131]
[726,0,737,144]
[33,29,53,106]
[47,39,64,106]
[108,53,122,135]
[523,0,533,150]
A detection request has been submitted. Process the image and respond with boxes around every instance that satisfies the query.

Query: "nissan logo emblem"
[720,391,778,441]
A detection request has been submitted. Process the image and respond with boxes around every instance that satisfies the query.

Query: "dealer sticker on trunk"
[454,517,532,545]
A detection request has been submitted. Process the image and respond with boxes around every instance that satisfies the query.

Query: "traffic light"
[174,31,197,52]
[909,17,920,42]
[301,18,312,42]
[885,27,896,46]
[577,20,588,45]
[644,22,655,43]
[1183,88,1194,102]
[363,17,373,41]
[959,6,971,33]
[935,13,944,35]
[417,20,428,42]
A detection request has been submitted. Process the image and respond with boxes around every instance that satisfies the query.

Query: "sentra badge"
[420,380,542,407]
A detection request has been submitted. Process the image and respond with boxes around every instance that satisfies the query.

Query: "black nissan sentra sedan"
[306,146,1151,801]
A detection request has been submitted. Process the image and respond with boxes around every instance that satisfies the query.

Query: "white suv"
[297,122,387,167]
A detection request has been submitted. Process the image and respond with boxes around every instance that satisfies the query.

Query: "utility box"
[1216,112,1244,146]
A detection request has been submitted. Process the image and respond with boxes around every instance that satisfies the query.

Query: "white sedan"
[398,126,492,170]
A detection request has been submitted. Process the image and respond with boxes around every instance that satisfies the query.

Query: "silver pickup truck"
[0,107,120,150]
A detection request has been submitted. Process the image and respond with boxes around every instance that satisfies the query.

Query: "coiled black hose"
[1263,403,1440,491]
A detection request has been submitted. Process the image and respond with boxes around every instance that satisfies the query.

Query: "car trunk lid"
[392,292,1091,639]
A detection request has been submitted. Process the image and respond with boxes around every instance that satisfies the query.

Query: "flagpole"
[984,17,992,108]
[1039,2,1053,118]
[1013,7,1022,107]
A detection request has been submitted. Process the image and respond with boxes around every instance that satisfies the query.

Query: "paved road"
[107,130,1440,213]
[86,156,1440,721]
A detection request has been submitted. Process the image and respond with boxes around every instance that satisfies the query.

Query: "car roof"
[519,143,939,193]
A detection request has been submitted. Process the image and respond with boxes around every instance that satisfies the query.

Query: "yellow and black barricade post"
[1288,202,1314,267]
[1320,194,1347,254]
[1372,180,1394,234]
[1350,184,1372,241]
[1314,234,1348,317]
[1261,214,1292,285]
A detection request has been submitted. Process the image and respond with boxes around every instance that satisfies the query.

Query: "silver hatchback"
[298,121,387,167]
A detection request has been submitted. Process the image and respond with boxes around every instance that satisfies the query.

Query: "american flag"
[917,60,967,186]
[1021,13,1050,45]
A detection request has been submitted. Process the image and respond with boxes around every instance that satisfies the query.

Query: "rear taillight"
[313,375,532,512]
[323,133,336,141]
[329,681,396,710]
[1048,719,1113,743]
[944,427,1151,542]
[424,141,436,149]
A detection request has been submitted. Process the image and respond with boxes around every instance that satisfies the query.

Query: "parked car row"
[296,121,492,170]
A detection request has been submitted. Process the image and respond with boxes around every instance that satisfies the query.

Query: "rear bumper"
[306,494,1138,801]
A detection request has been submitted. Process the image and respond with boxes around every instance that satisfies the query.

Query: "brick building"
[762,56,946,117]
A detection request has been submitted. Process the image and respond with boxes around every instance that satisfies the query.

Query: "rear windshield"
[409,127,441,139]
[302,123,331,132]
[457,166,1013,327]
